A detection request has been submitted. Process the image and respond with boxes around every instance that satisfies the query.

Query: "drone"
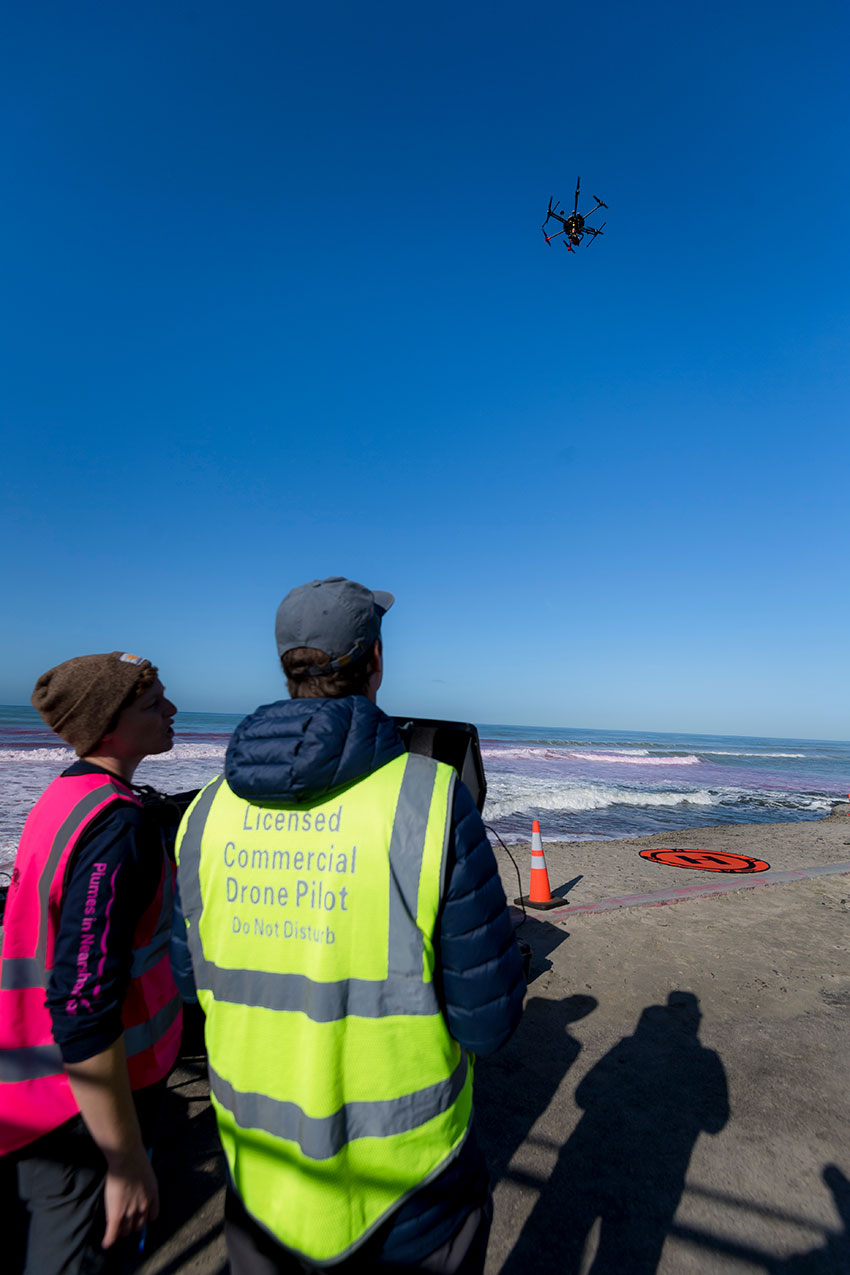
[542,177,607,251]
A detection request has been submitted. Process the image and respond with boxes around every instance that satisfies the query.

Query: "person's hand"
[64,1039,160,1248]
[101,1150,159,1248]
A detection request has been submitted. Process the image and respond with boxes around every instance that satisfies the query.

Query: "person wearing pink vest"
[0,652,184,1275]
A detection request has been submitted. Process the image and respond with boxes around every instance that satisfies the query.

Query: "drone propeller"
[573,176,581,215]
[592,196,608,209]
[586,221,606,244]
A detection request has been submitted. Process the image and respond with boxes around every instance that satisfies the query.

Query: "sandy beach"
[492,802,850,909]
[480,805,850,1272]
[6,807,850,1273]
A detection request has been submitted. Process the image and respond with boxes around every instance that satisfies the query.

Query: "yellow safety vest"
[175,751,473,1263]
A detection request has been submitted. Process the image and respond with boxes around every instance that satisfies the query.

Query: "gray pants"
[14,1083,165,1275]
[224,1187,493,1275]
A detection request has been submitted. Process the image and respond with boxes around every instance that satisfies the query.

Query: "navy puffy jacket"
[222,695,526,1261]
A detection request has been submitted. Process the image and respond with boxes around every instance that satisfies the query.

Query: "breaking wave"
[700,751,807,759]
[0,746,76,764]
[483,778,717,821]
[481,745,700,766]
[576,752,700,766]
[145,742,226,762]
[482,775,836,825]
[0,740,226,765]
[481,746,570,762]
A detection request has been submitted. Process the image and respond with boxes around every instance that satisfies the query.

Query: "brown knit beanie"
[31,652,154,757]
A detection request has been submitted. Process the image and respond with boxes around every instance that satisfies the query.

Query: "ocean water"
[1,706,848,873]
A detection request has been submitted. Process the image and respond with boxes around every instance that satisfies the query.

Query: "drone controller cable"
[484,824,533,983]
[484,824,527,931]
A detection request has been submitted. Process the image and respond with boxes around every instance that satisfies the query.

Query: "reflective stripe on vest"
[0,993,183,1084]
[0,956,43,990]
[208,1049,469,1161]
[0,1042,63,1081]
[176,752,473,1263]
[0,774,183,1153]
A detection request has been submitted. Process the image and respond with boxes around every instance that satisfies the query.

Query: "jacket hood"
[224,696,405,805]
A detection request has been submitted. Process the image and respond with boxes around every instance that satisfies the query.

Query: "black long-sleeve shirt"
[46,763,163,1063]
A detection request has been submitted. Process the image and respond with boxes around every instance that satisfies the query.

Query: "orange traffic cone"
[515,819,566,910]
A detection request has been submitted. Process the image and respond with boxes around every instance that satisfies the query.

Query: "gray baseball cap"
[275,577,394,672]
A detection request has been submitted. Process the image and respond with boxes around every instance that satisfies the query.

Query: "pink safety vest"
[0,772,182,1155]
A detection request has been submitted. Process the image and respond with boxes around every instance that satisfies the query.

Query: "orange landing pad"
[639,849,770,873]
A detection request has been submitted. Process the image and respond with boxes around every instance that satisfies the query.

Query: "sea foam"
[482,745,700,766]
[572,752,700,766]
[700,751,807,759]
[0,741,226,766]
[482,776,717,820]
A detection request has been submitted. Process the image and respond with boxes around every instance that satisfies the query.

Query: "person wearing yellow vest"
[0,653,184,1275]
[174,578,526,1273]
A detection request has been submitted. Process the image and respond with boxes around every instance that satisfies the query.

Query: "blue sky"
[1,1,848,739]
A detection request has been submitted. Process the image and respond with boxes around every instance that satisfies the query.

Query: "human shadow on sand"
[500,990,729,1275]
[475,914,596,1189]
[766,1165,850,1273]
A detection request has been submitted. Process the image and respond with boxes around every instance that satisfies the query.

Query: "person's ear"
[366,640,383,701]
